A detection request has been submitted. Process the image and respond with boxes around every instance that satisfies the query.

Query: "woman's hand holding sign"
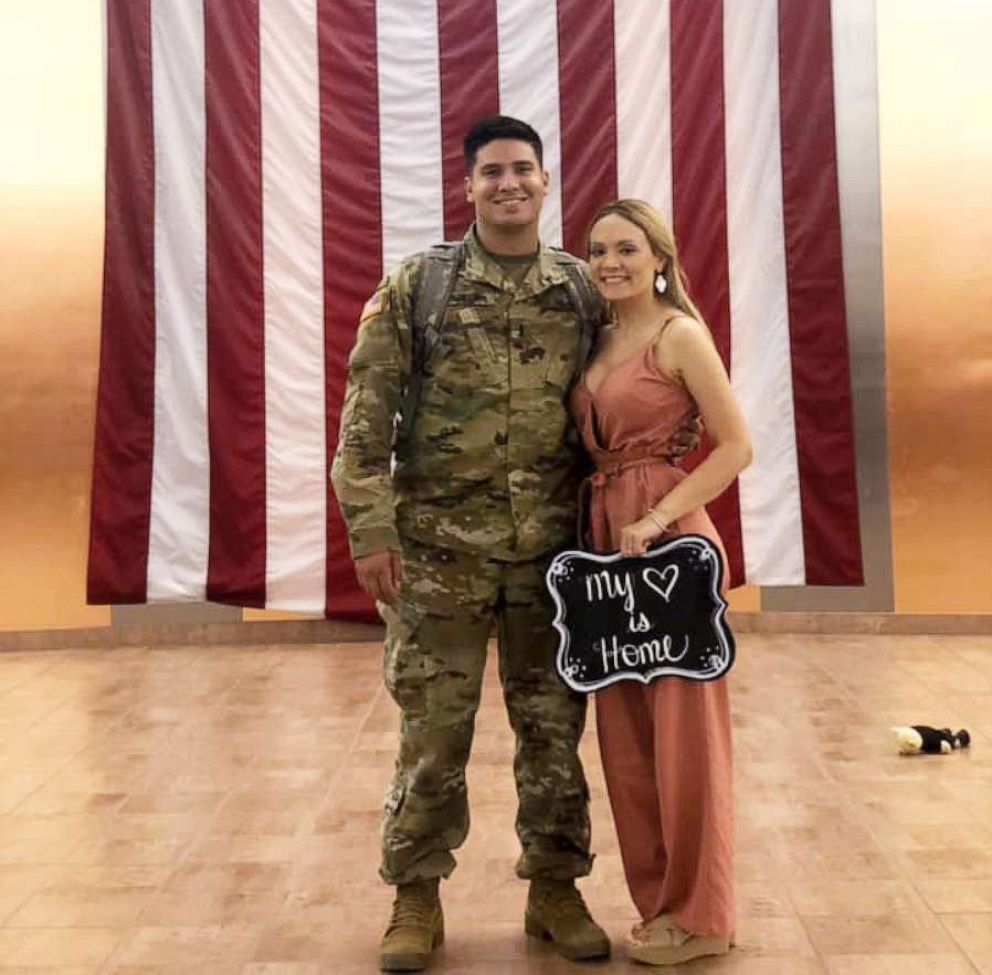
[619,510,671,558]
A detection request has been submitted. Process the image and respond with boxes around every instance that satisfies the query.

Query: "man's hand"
[354,550,405,609]
[667,411,703,461]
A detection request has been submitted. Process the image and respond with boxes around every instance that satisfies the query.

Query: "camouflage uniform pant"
[379,535,592,886]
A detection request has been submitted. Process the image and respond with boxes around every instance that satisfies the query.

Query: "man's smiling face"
[465,138,549,233]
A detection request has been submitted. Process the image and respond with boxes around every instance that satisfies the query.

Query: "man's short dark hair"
[463,116,543,172]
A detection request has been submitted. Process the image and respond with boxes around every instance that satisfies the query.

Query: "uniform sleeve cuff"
[348,527,402,560]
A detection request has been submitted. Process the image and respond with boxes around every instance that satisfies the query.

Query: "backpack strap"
[394,241,465,449]
[553,250,604,374]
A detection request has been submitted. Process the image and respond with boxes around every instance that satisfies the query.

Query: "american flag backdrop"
[89,0,868,619]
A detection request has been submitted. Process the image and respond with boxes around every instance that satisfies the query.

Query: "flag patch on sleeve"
[359,290,385,324]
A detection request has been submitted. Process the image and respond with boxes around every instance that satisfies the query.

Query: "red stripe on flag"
[670,0,745,587]
[438,0,499,241]
[204,0,267,606]
[88,0,155,604]
[319,0,382,621]
[778,0,863,585]
[557,0,618,257]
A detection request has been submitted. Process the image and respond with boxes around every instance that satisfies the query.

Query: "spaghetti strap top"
[570,320,726,567]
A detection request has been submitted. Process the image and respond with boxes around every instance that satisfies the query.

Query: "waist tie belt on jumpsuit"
[578,445,678,547]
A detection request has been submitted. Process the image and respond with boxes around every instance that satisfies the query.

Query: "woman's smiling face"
[588,213,664,302]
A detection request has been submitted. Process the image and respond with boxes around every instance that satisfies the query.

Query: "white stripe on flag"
[260,0,327,612]
[496,0,564,247]
[377,0,445,269]
[147,0,209,602]
[831,0,883,354]
[724,0,805,584]
[613,0,673,222]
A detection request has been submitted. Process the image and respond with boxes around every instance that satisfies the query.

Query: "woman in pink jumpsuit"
[572,200,752,966]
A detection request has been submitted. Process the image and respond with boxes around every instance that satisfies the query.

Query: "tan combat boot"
[379,878,444,972]
[525,878,611,961]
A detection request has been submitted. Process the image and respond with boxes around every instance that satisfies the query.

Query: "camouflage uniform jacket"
[331,225,604,562]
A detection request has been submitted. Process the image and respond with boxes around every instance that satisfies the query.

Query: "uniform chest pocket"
[536,288,575,314]
[511,318,580,390]
[462,325,498,370]
[427,315,505,394]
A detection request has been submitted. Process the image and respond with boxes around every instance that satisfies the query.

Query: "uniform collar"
[461,224,570,294]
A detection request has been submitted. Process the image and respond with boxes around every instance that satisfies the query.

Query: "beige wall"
[878,0,992,613]
[0,1,989,631]
[1,0,108,629]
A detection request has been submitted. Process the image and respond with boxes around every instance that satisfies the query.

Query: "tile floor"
[0,633,991,973]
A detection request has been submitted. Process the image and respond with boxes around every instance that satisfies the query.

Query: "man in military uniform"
[331,117,609,971]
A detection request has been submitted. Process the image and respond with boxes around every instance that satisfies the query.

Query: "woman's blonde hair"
[588,199,708,328]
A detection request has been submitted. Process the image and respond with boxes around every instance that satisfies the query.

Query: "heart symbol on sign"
[642,565,679,603]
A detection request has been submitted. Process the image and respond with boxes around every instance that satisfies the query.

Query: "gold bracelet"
[646,509,669,533]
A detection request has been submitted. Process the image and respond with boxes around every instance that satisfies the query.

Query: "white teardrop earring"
[654,272,668,295]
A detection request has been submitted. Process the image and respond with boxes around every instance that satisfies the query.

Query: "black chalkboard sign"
[546,534,735,693]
